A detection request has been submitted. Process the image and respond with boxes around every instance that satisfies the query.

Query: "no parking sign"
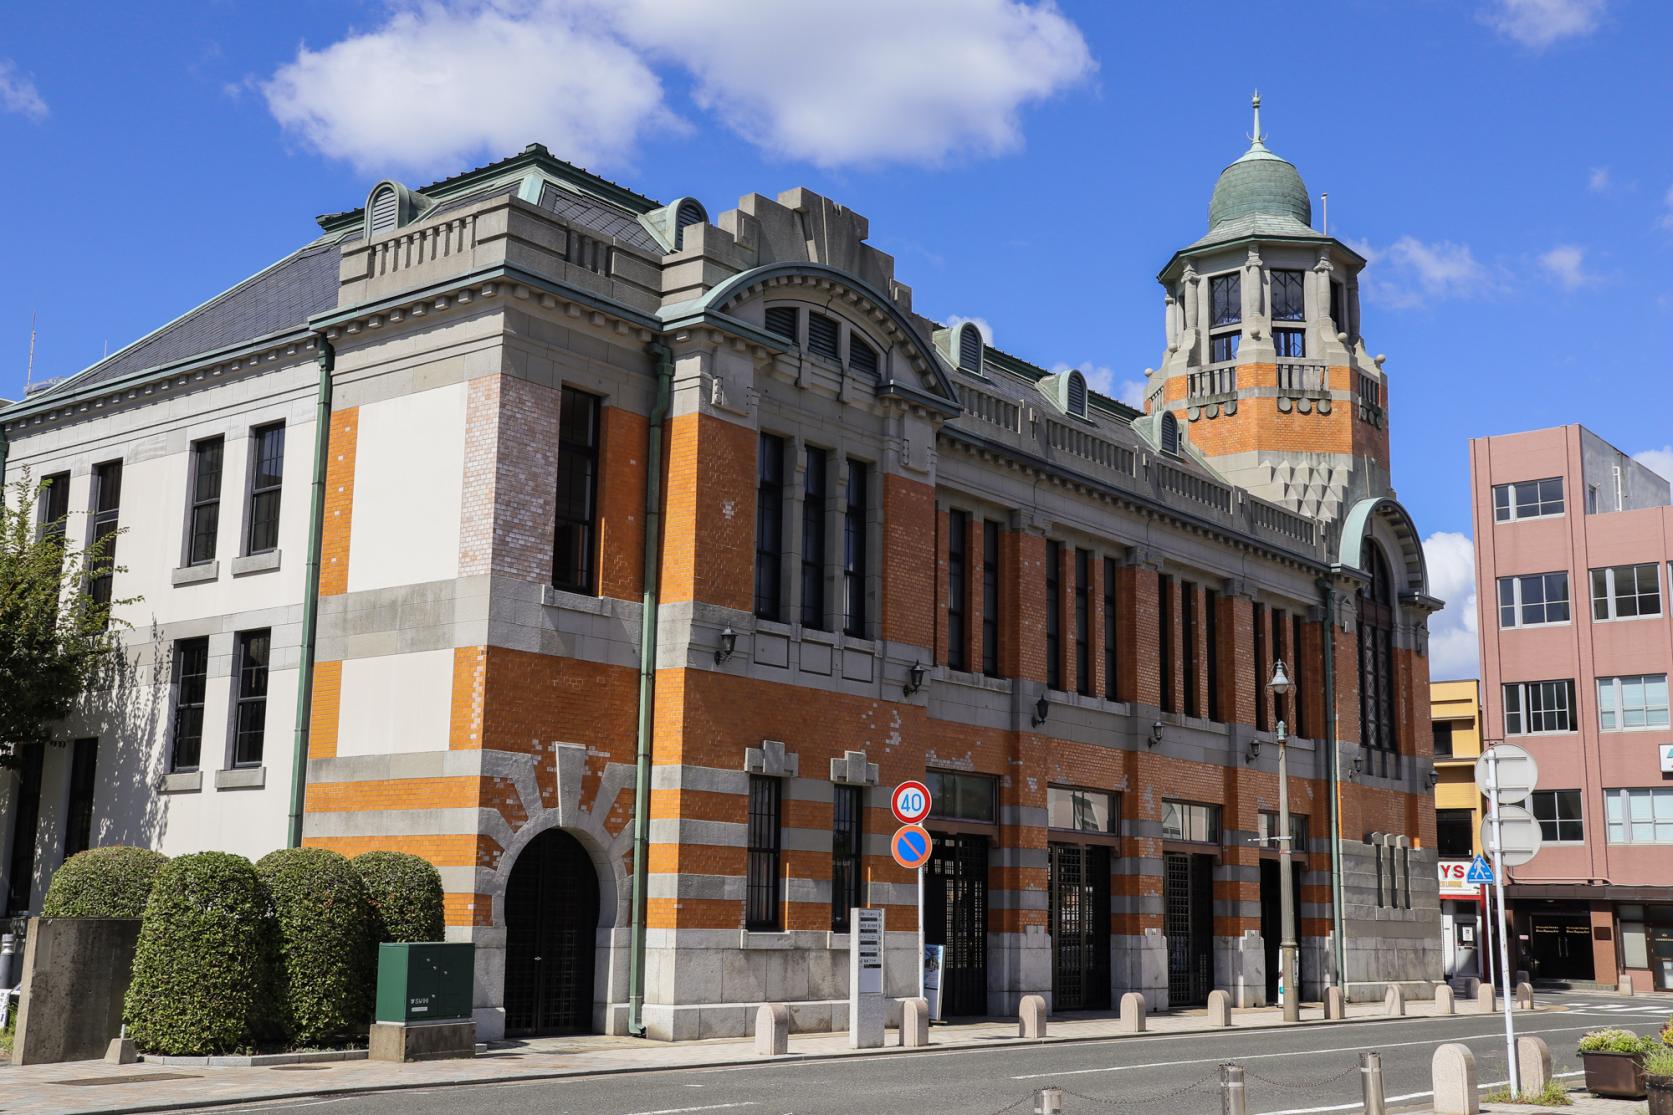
[891,824,933,870]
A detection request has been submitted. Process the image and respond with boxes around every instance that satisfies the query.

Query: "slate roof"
[537,181,659,253]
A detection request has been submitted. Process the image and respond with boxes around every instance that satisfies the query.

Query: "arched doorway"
[503,827,599,1036]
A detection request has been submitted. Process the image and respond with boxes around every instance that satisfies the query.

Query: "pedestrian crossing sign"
[1466,855,1494,885]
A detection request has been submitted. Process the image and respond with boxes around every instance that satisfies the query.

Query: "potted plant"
[1646,1043,1673,1115]
[1579,1028,1652,1099]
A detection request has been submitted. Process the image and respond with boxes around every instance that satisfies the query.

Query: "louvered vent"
[849,337,879,377]
[764,306,798,342]
[369,186,399,235]
[807,313,840,360]
[957,324,982,372]
[1161,412,1181,456]
[1067,370,1087,417]
[673,199,705,250]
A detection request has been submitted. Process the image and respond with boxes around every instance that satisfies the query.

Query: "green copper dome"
[1206,95,1312,230]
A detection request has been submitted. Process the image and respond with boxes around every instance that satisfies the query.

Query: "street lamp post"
[1269,659,1301,1023]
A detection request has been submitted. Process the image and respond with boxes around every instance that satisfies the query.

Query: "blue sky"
[2,0,1668,676]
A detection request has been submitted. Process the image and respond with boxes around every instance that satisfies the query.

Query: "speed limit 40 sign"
[891,780,932,825]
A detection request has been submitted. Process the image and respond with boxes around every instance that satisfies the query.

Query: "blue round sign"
[892,824,933,870]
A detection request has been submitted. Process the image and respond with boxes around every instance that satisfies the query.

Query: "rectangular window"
[982,521,1001,677]
[1290,613,1305,737]
[801,447,829,629]
[1492,477,1564,522]
[806,312,840,361]
[186,437,224,567]
[1206,588,1222,721]
[755,434,786,621]
[843,460,868,637]
[1330,280,1347,333]
[1074,548,1091,696]
[1503,679,1577,735]
[1158,574,1175,713]
[1102,557,1119,700]
[1181,581,1200,717]
[553,387,601,594]
[1046,541,1063,690]
[1253,602,1269,732]
[1271,270,1306,321]
[1432,720,1456,758]
[1436,809,1474,857]
[1209,274,1241,326]
[1161,800,1220,843]
[88,460,123,607]
[745,775,783,930]
[1271,607,1289,728]
[245,423,285,554]
[4,744,43,915]
[925,770,997,823]
[1591,563,1661,621]
[170,637,210,772]
[1497,572,1570,627]
[1606,788,1673,845]
[233,629,270,767]
[1048,786,1116,833]
[1530,790,1583,843]
[1597,675,1670,731]
[1273,328,1306,358]
[63,738,99,860]
[1257,810,1307,852]
[831,784,864,932]
[1210,332,1241,363]
[947,510,969,670]
[37,471,69,542]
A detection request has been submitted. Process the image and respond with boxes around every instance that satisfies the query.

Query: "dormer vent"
[1066,369,1087,418]
[957,323,982,373]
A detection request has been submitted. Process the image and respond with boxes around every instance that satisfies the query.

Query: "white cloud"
[1538,244,1592,289]
[1352,235,1491,309]
[1588,166,1611,192]
[1635,446,1673,484]
[1423,531,1480,681]
[262,0,1093,175]
[1482,0,1607,49]
[0,60,47,121]
[1658,183,1673,231]
[1050,361,1144,408]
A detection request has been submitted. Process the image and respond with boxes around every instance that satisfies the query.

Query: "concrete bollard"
[1432,1043,1479,1115]
[1033,1087,1063,1115]
[1018,994,1048,1039]
[1517,1034,1552,1093]
[754,1003,789,1057]
[1472,982,1496,1015]
[1119,992,1147,1033]
[1207,988,1232,1028]
[105,1037,138,1065]
[1515,968,1530,988]
[1434,984,1455,1015]
[1618,975,1636,997]
[1515,981,1534,1010]
[900,998,930,1047]
[1325,985,1345,1020]
[1383,984,1405,1017]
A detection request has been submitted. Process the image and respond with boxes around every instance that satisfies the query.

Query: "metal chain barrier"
[1045,1070,1223,1111]
[1238,1060,1364,1089]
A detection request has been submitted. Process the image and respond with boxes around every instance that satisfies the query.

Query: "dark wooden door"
[503,828,598,1035]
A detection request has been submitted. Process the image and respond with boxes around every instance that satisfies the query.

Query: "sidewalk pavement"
[0,997,1543,1115]
[1404,1083,1644,1113]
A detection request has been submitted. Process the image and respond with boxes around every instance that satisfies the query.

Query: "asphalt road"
[177,994,1672,1115]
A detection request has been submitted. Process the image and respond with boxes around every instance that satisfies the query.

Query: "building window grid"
[1046,541,1063,691]
[947,510,970,671]
[801,447,829,629]
[1103,557,1119,700]
[1181,582,1200,717]
[1272,607,1289,728]
[1436,809,1474,857]
[1597,674,1670,732]
[746,775,783,930]
[170,637,210,772]
[924,770,997,823]
[982,521,1001,677]
[186,437,224,567]
[88,460,123,606]
[842,460,868,638]
[1158,574,1175,713]
[1048,786,1116,833]
[37,472,70,543]
[1591,563,1661,621]
[1271,270,1305,321]
[1606,788,1673,845]
[1073,548,1091,696]
[1209,274,1241,326]
[1503,679,1578,735]
[553,388,601,594]
[245,423,285,555]
[1253,602,1269,732]
[1497,572,1570,628]
[1290,613,1305,737]
[1273,328,1306,359]
[831,784,864,932]
[755,434,786,622]
[1161,800,1220,843]
[1493,477,1564,522]
[1530,790,1584,843]
[233,630,270,767]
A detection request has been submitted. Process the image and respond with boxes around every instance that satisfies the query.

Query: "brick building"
[0,101,1441,1039]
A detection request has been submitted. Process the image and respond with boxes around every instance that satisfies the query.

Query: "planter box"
[1649,1074,1673,1115]
[1582,1050,1646,1099]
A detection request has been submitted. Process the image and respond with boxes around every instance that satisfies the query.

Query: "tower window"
[1210,332,1240,363]
[1330,280,1348,333]
[1210,274,1241,326]
[368,184,399,236]
[553,388,601,595]
[1271,270,1305,321]
[1160,412,1181,456]
[1274,328,1306,358]
[673,198,705,250]
[957,324,983,372]
[1066,370,1087,417]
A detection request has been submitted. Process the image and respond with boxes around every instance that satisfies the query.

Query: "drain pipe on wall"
[1317,575,1347,987]
[628,340,674,1038]
[286,338,335,848]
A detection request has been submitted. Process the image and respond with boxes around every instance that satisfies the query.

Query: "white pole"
[1487,749,1519,1094]
[917,864,926,1002]
[1479,881,1493,987]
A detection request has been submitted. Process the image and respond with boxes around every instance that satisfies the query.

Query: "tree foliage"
[353,850,446,945]
[0,470,129,765]
[41,845,169,917]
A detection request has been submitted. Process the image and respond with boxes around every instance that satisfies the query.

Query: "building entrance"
[1165,852,1215,1007]
[503,828,599,1035]
[925,833,989,1016]
[1527,913,1594,983]
[1259,858,1304,1003]
[1049,843,1110,1011]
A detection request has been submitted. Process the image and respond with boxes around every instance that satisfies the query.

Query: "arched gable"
[1336,496,1427,597]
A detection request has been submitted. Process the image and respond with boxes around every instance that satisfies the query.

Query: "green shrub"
[123,852,272,1055]
[1578,1027,1653,1054]
[257,847,372,1045]
[1646,1044,1673,1079]
[42,846,168,918]
[353,851,445,944]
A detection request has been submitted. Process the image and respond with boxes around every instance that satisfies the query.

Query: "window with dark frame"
[1436,809,1474,858]
[1103,557,1119,700]
[1181,581,1199,717]
[63,738,99,860]
[170,637,210,772]
[1048,786,1116,832]
[755,434,786,621]
[947,510,969,671]
[924,770,997,822]
[245,423,285,555]
[843,460,868,637]
[88,460,123,606]
[1432,719,1455,758]
[1497,571,1570,627]
[1591,563,1661,621]
[1253,602,1268,732]
[801,447,829,629]
[1273,328,1306,358]
[1290,613,1306,737]
[1492,477,1564,522]
[1358,547,1400,774]
[1158,574,1175,713]
[553,387,601,594]
[1257,811,1307,852]
[1271,270,1305,321]
[982,520,1001,677]
[186,437,224,567]
[746,775,783,930]
[233,629,270,767]
[1503,679,1577,735]
[37,471,69,543]
[1529,790,1583,843]
[1210,274,1241,326]
[831,784,864,932]
[1046,541,1063,690]
[1205,588,1221,721]
[1272,607,1289,728]
[1074,548,1091,696]
[1161,800,1219,842]
[1210,332,1241,363]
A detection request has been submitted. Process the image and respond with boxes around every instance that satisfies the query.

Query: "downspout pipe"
[628,340,673,1037]
[1317,575,1346,988]
[287,339,334,848]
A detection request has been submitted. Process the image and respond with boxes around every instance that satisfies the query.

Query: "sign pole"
[1479,880,1493,988]
[917,865,926,1001]
[1487,749,1519,1095]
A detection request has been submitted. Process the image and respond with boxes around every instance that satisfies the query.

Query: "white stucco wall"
[337,649,456,756]
[346,382,467,594]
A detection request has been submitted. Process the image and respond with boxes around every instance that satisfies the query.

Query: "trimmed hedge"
[257,848,372,1045]
[41,846,168,918]
[353,850,445,944]
[123,852,272,1055]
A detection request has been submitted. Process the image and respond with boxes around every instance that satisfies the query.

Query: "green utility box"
[375,942,474,1024]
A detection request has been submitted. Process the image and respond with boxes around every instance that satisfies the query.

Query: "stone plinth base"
[369,1020,476,1062]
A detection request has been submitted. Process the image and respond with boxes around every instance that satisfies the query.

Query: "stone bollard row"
[901,998,930,1047]
[1019,994,1048,1039]
[1119,991,1146,1033]
[1432,1043,1478,1115]
[754,1002,789,1057]
[1434,982,1455,1015]
[1472,981,1496,1014]
[1518,1034,1552,1093]
[1207,988,1232,1028]
[1515,981,1534,1010]
[1383,984,1404,1017]
[1324,985,1345,1020]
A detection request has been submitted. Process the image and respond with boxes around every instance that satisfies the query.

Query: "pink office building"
[1472,425,1673,990]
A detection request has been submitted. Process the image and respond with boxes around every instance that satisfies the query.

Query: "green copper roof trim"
[1334,495,1429,593]
[979,346,1142,424]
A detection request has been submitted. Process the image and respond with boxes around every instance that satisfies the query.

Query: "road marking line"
[617,1104,759,1115]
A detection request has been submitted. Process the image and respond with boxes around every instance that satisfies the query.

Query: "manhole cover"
[55,1072,200,1086]
[270,1064,333,1071]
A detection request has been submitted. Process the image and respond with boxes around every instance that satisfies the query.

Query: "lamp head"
[1269,658,1292,697]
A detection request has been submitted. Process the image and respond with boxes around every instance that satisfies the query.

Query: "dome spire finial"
[1248,90,1267,150]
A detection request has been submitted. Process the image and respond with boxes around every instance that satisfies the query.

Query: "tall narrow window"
[801,447,829,629]
[947,510,970,671]
[1181,581,1200,717]
[171,637,210,772]
[1272,608,1289,728]
[88,460,123,606]
[1210,274,1242,325]
[4,744,43,915]
[1271,270,1305,321]
[843,460,868,637]
[1046,541,1063,691]
[246,423,285,555]
[982,521,1001,677]
[1103,557,1119,700]
[1359,547,1400,775]
[186,436,224,567]
[831,784,864,932]
[1291,613,1307,737]
[746,775,783,931]
[553,388,601,594]
[37,471,69,543]
[755,434,786,621]
[233,629,271,767]
[1158,574,1175,713]
[1205,588,1221,721]
[1074,548,1091,695]
[1253,602,1269,732]
[63,738,99,859]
